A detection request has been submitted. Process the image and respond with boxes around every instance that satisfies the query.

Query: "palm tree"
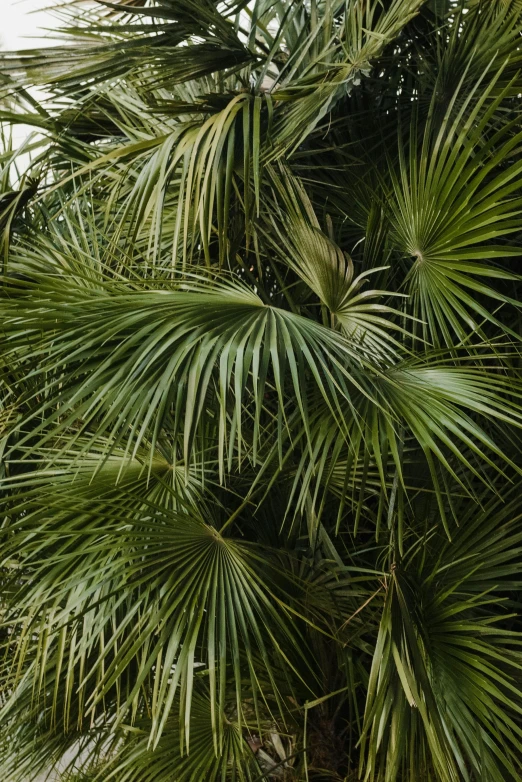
[1,0,522,778]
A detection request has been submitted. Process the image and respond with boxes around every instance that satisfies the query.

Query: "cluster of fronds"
[2,0,522,780]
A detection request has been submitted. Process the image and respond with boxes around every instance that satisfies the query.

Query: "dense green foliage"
[2,0,522,779]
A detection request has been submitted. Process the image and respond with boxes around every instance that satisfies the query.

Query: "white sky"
[1,0,56,50]
[1,1,59,164]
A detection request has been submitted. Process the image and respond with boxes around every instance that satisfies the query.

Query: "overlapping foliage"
[1,0,522,779]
